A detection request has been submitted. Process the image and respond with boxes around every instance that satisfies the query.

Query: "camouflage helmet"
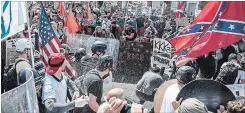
[74,48,86,60]
[97,55,113,71]
[91,41,107,54]
[176,66,196,84]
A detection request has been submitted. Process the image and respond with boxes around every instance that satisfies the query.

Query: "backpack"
[39,73,73,112]
[3,59,25,92]
[217,62,240,84]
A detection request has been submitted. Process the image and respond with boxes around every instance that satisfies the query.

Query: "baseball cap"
[176,66,196,84]
[179,98,212,113]
[228,53,237,61]
[46,53,65,75]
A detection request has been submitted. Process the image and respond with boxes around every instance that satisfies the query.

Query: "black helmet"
[97,55,113,71]
[91,41,107,54]
[74,48,86,61]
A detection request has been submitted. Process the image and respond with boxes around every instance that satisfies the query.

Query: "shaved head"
[104,88,124,102]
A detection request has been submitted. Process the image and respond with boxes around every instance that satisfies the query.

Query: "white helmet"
[16,38,31,52]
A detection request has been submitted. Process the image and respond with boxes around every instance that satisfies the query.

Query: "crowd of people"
[1,1,245,113]
[20,2,181,43]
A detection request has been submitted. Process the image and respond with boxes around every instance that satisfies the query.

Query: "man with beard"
[110,20,122,40]
[84,19,96,35]
[92,26,107,38]
[123,23,137,41]
[75,55,114,113]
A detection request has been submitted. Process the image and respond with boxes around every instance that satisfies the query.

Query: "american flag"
[38,5,76,78]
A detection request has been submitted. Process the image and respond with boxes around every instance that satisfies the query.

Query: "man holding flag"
[38,3,76,79]
[176,1,245,67]
[168,1,228,54]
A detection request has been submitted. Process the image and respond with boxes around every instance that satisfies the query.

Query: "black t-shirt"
[79,69,103,113]
[84,25,95,35]
[196,54,216,79]
[125,28,137,41]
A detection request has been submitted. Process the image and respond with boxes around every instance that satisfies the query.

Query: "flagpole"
[123,1,129,31]
[25,1,35,67]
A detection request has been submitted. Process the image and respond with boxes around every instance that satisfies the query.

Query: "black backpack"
[3,59,25,92]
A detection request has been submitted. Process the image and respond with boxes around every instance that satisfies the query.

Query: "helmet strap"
[92,52,104,58]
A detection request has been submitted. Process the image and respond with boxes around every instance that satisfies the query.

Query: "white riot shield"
[1,69,39,113]
[67,34,120,68]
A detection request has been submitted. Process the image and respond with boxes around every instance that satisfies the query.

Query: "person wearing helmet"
[123,22,137,41]
[74,48,86,62]
[160,66,196,113]
[75,55,113,113]
[15,38,32,75]
[79,41,107,77]
[74,48,86,78]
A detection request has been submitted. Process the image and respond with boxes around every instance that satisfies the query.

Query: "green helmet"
[91,41,107,54]
[97,55,113,71]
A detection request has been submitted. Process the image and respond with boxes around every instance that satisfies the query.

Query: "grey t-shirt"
[136,71,163,95]
[78,55,99,77]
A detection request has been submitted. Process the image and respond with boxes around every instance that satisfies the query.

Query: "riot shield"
[115,41,152,83]
[67,34,120,68]
[1,69,39,113]
[85,37,120,68]
[176,80,236,113]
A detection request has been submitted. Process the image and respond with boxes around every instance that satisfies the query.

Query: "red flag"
[57,2,65,16]
[175,2,181,18]
[85,3,93,21]
[186,2,244,59]
[177,2,245,66]
[110,6,115,16]
[168,2,224,54]
[65,11,79,34]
